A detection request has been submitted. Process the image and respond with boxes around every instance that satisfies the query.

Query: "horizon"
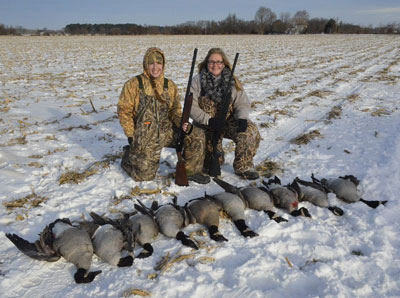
[1,0,400,31]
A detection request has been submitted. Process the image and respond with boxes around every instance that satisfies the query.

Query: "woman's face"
[207,53,224,77]
[149,62,163,78]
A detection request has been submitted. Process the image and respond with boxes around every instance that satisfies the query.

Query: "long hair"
[198,48,242,91]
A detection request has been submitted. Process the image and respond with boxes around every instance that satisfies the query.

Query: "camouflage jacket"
[117,48,182,138]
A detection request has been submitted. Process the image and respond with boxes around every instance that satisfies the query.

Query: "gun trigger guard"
[185,124,194,135]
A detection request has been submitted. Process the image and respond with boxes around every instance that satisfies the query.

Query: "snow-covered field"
[1,34,399,297]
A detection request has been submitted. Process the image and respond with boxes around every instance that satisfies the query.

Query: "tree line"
[1,7,399,36]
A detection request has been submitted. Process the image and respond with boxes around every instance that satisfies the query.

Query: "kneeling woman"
[117,47,209,184]
[189,48,261,180]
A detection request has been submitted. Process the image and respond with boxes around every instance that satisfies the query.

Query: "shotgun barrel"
[209,53,239,177]
[175,48,198,186]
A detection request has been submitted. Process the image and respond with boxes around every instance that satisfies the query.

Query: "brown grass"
[268,89,290,99]
[122,288,151,297]
[59,151,123,185]
[290,130,323,145]
[0,135,27,147]
[327,106,342,120]
[59,124,92,132]
[59,160,109,184]
[28,162,43,168]
[130,186,161,196]
[255,159,283,177]
[261,109,289,116]
[307,90,333,98]
[3,189,49,210]
[347,93,360,102]
[250,101,264,108]
[111,194,133,206]
[260,122,273,128]
[370,108,391,116]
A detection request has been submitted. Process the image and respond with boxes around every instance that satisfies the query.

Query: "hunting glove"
[237,119,248,133]
[208,117,224,131]
[127,137,133,146]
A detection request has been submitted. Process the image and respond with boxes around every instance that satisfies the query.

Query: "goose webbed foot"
[74,268,102,284]
[208,225,228,242]
[264,210,288,223]
[137,243,153,258]
[291,207,312,218]
[328,206,344,216]
[176,231,199,250]
[360,199,387,209]
[117,255,134,267]
[234,219,258,238]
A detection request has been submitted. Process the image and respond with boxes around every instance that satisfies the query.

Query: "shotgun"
[175,48,198,186]
[209,53,239,177]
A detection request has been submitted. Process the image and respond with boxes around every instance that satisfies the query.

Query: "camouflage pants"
[121,124,205,181]
[203,116,261,174]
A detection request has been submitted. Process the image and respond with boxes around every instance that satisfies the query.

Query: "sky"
[0,34,399,297]
[0,0,399,30]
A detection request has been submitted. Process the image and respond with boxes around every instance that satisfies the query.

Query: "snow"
[1,34,400,297]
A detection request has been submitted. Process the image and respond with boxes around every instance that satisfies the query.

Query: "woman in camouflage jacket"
[117,47,209,184]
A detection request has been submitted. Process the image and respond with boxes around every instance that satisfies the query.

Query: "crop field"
[0,35,399,297]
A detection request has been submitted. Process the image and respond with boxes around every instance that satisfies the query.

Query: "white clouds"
[358,6,400,15]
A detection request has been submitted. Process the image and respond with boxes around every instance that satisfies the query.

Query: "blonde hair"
[198,48,242,91]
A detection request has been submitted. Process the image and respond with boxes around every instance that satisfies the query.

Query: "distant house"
[286,25,307,34]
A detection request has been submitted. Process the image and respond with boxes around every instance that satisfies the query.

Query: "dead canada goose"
[211,191,258,238]
[134,198,198,250]
[90,211,158,259]
[262,176,311,218]
[5,218,101,284]
[85,214,133,267]
[317,174,387,208]
[127,211,159,258]
[184,195,228,242]
[295,175,344,216]
[213,177,288,223]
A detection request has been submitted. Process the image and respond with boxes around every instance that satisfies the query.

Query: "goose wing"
[6,226,60,262]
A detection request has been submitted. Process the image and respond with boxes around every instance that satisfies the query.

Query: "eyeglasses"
[208,60,224,66]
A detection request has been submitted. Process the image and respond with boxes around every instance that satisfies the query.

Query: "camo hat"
[148,51,164,65]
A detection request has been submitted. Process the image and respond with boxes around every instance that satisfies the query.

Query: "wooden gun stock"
[175,93,193,186]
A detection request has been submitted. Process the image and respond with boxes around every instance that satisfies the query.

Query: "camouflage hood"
[143,47,166,83]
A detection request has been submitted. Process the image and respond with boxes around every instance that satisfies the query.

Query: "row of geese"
[5,174,387,283]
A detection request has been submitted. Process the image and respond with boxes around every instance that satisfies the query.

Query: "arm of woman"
[189,75,211,126]
[117,78,139,138]
[167,81,183,128]
[231,87,250,120]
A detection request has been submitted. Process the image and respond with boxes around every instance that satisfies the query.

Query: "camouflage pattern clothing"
[118,48,205,181]
[197,95,261,174]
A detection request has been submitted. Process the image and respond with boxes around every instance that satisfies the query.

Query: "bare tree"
[255,6,277,34]
[221,14,241,34]
[324,19,338,34]
[196,20,210,34]
[308,18,329,34]
[292,10,310,27]
[280,12,291,24]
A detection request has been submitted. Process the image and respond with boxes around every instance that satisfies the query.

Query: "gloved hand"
[208,117,224,131]
[237,119,248,133]
[127,137,133,146]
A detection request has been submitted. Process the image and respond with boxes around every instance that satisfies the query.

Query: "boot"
[188,173,210,184]
[236,170,259,180]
